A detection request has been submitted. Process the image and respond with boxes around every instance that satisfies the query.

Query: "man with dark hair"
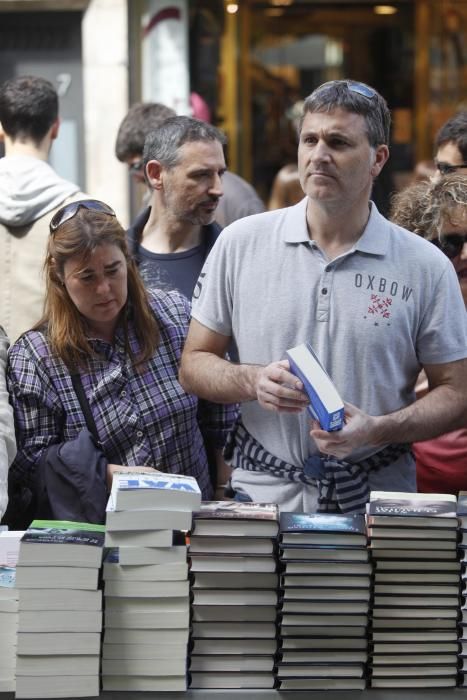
[434,110,467,177]
[127,115,227,299]
[180,79,467,513]
[115,102,176,181]
[116,101,264,233]
[0,75,87,341]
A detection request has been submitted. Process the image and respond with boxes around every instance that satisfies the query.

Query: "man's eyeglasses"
[315,80,377,101]
[430,233,467,260]
[129,159,144,174]
[435,161,467,175]
[49,200,116,234]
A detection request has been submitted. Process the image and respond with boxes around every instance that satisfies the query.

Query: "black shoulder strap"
[70,372,100,444]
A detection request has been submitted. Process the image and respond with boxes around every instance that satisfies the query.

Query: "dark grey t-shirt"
[138,244,207,300]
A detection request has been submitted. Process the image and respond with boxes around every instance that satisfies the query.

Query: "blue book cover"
[286,342,344,431]
[280,512,366,535]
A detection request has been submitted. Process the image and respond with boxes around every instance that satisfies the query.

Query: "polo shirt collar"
[283,197,390,256]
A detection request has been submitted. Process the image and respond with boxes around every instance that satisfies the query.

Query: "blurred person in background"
[0,327,16,520]
[390,172,467,493]
[434,111,467,179]
[268,164,304,210]
[115,101,264,233]
[0,75,88,342]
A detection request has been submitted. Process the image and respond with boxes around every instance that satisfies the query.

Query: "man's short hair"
[143,116,227,169]
[300,79,391,148]
[0,75,58,144]
[115,102,176,161]
[435,111,467,161]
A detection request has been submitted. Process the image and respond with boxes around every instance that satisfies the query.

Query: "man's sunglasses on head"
[430,233,467,260]
[315,80,377,101]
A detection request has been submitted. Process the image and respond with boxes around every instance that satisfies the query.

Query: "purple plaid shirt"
[7,289,236,499]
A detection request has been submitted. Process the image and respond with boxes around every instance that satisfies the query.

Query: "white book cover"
[286,342,344,431]
[110,471,201,512]
[0,531,25,567]
[105,497,192,531]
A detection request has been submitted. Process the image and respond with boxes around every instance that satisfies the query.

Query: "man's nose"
[311,139,331,162]
[209,174,223,197]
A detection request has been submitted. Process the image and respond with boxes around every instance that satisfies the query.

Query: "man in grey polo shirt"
[179,80,467,513]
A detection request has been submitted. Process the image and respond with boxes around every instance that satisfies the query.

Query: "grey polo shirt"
[192,198,467,468]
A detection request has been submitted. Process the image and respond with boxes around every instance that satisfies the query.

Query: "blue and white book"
[110,471,201,512]
[286,342,344,431]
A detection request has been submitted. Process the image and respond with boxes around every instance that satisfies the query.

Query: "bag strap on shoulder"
[70,372,100,444]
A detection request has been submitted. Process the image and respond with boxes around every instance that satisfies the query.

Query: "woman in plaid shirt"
[6,200,236,522]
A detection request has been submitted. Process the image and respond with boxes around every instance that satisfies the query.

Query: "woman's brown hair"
[39,208,159,368]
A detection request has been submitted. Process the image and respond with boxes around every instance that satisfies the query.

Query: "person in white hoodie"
[0,75,87,342]
[0,327,16,519]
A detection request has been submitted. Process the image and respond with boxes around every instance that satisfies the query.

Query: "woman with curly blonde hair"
[390,174,467,494]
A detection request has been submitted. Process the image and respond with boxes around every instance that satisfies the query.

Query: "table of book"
[0,690,464,699]
[5,483,467,698]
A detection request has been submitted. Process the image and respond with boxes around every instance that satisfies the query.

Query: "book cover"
[280,637,368,651]
[191,502,279,537]
[279,677,366,691]
[189,655,275,673]
[286,342,344,431]
[280,546,369,562]
[191,621,276,639]
[105,501,193,532]
[190,637,277,656]
[192,588,277,607]
[111,471,201,511]
[102,676,187,692]
[189,554,277,574]
[191,570,278,590]
[18,520,105,568]
[0,531,25,567]
[280,513,366,548]
[192,604,277,623]
[188,535,275,556]
[280,624,367,638]
[188,670,275,689]
[368,492,457,518]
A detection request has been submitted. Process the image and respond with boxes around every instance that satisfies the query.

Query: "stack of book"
[0,530,24,693]
[368,491,460,690]
[101,471,201,692]
[188,501,279,690]
[457,492,467,686]
[15,520,105,699]
[276,512,370,691]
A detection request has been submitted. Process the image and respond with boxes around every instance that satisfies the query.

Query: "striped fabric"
[224,421,411,514]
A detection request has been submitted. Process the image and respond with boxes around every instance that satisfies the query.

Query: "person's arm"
[310,358,467,459]
[179,319,309,413]
[0,330,16,519]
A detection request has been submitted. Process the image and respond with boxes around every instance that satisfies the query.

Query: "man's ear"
[371,144,389,178]
[145,160,164,190]
[50,118,60,141]
[0,122,4,142]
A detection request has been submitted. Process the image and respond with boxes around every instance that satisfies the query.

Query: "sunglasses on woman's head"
[49,200,116,234]
[430,233,467,259]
